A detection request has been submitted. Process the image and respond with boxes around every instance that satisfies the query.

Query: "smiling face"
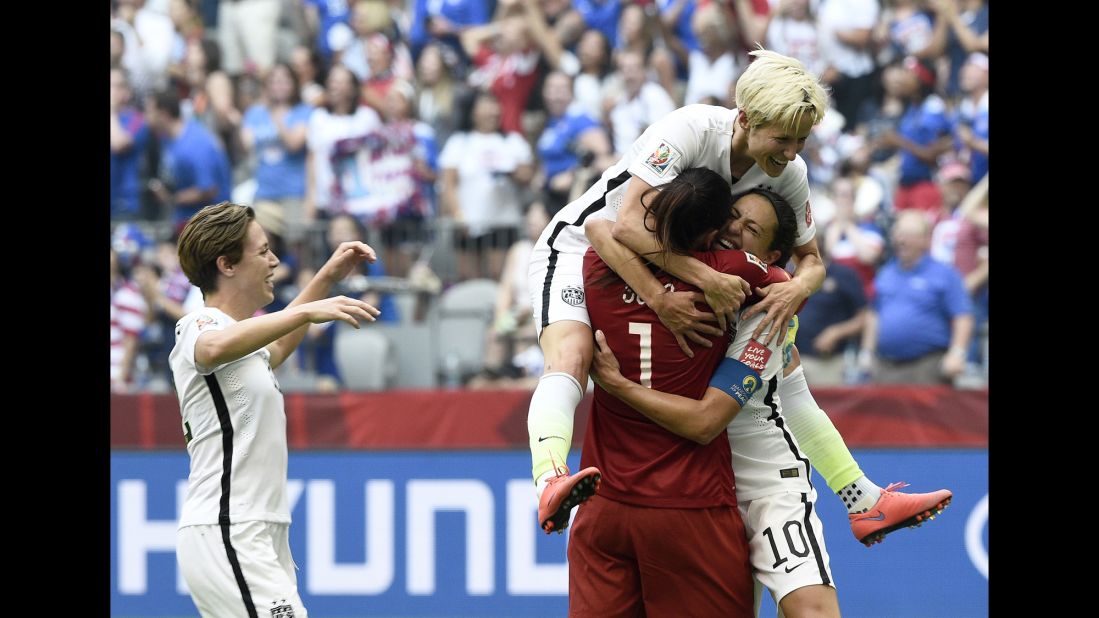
[230,221,281,307]
[724,193,780,264]
[742,111,814,177]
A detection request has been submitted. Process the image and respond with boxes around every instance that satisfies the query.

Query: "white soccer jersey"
[170,307,291,528]
[725,309,814,502]
[534,104,815,260]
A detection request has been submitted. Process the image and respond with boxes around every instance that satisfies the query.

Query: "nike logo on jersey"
[538,436,565,442]
[862,511,887,521]
[784,562,807,573]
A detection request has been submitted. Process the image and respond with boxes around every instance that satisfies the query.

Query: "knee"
[544,346,590,381]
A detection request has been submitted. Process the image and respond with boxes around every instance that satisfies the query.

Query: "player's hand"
[297,295,380,328]
[649,290,724,359]
[743,278,809,346]
[702,273,751,333]
[319,241,377,283]
[590,329,627,392]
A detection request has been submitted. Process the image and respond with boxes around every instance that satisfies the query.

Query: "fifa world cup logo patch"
[271,600,295,618]
[643,140,682,177]
[561,285,585,306]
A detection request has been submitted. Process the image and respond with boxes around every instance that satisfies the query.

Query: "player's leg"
[740,491,838,618]
[528,250,601,533]
[636,505,755,617]
[567,496,644,618]
[780,324,952,546]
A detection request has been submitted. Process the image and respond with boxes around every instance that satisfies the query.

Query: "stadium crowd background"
[109,0,988,394]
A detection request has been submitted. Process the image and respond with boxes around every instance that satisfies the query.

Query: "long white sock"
[528,372,583,498]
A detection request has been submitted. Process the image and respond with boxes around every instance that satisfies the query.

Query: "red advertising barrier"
[111,386,988,450]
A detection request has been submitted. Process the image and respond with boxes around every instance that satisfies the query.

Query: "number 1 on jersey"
[629,322,652,388]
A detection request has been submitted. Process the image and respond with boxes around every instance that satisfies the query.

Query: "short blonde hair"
[177,201,255,295]
[735,48,829,132]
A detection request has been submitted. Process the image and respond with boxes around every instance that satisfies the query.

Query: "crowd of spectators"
[111,0,988,392]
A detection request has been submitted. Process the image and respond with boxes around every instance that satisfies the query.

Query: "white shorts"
[528,245,591,337]
[178,521,307,618]
[738,490,835,604]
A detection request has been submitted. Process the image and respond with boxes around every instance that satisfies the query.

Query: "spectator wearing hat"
[929,160,972,265]
[873,56,953,216]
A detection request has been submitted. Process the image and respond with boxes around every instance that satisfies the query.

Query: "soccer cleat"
[849,482,953,547]
[539,465,602,534]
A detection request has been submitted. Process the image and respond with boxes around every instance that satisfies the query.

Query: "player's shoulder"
[177,307,229,335]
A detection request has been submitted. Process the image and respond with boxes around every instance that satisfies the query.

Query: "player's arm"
[586,219,722,357]
[265,241,381,368]
[743,235,825,345]
[610,174,750,332]
[591,330,757,445]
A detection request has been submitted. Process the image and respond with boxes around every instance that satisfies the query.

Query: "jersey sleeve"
[626,109,703,188]
[781,157,815,247]
[693,250,792,309]
[726,310,786,382]
[176,310,229,376]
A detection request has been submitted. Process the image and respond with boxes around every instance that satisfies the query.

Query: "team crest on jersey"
[562,285,585,306]
[195,315,219,331]
[270,601,295,618]
[745,253,768,272]
[643,140,682,177]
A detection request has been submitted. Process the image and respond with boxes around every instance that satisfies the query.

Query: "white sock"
[840,476,883,514]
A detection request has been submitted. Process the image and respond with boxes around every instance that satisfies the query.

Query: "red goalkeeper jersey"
[580,246,790,508]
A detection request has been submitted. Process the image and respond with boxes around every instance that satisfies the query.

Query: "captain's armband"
[708,357,763,407]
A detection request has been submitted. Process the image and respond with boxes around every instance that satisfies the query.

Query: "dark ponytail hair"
[643,167,734,257]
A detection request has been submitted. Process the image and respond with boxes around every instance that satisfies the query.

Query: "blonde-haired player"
[528,47,951,548]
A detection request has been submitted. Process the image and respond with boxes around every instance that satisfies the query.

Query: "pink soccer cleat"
[539,465,602,534]
[849,482,953,547]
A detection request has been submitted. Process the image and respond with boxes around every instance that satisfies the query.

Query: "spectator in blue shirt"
[241,62,314,245]
[409,0,491,65]
[861,210,973,384]
[145,89,233,232]
[796,249,868,386]
[873,56,953,217]
[304,0,353,64]
[111,67,151,221]
[573,0,622,48]
[535,71,613,217]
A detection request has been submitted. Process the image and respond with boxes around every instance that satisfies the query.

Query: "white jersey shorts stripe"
[538,169,632,329]
[205,373,260,617]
